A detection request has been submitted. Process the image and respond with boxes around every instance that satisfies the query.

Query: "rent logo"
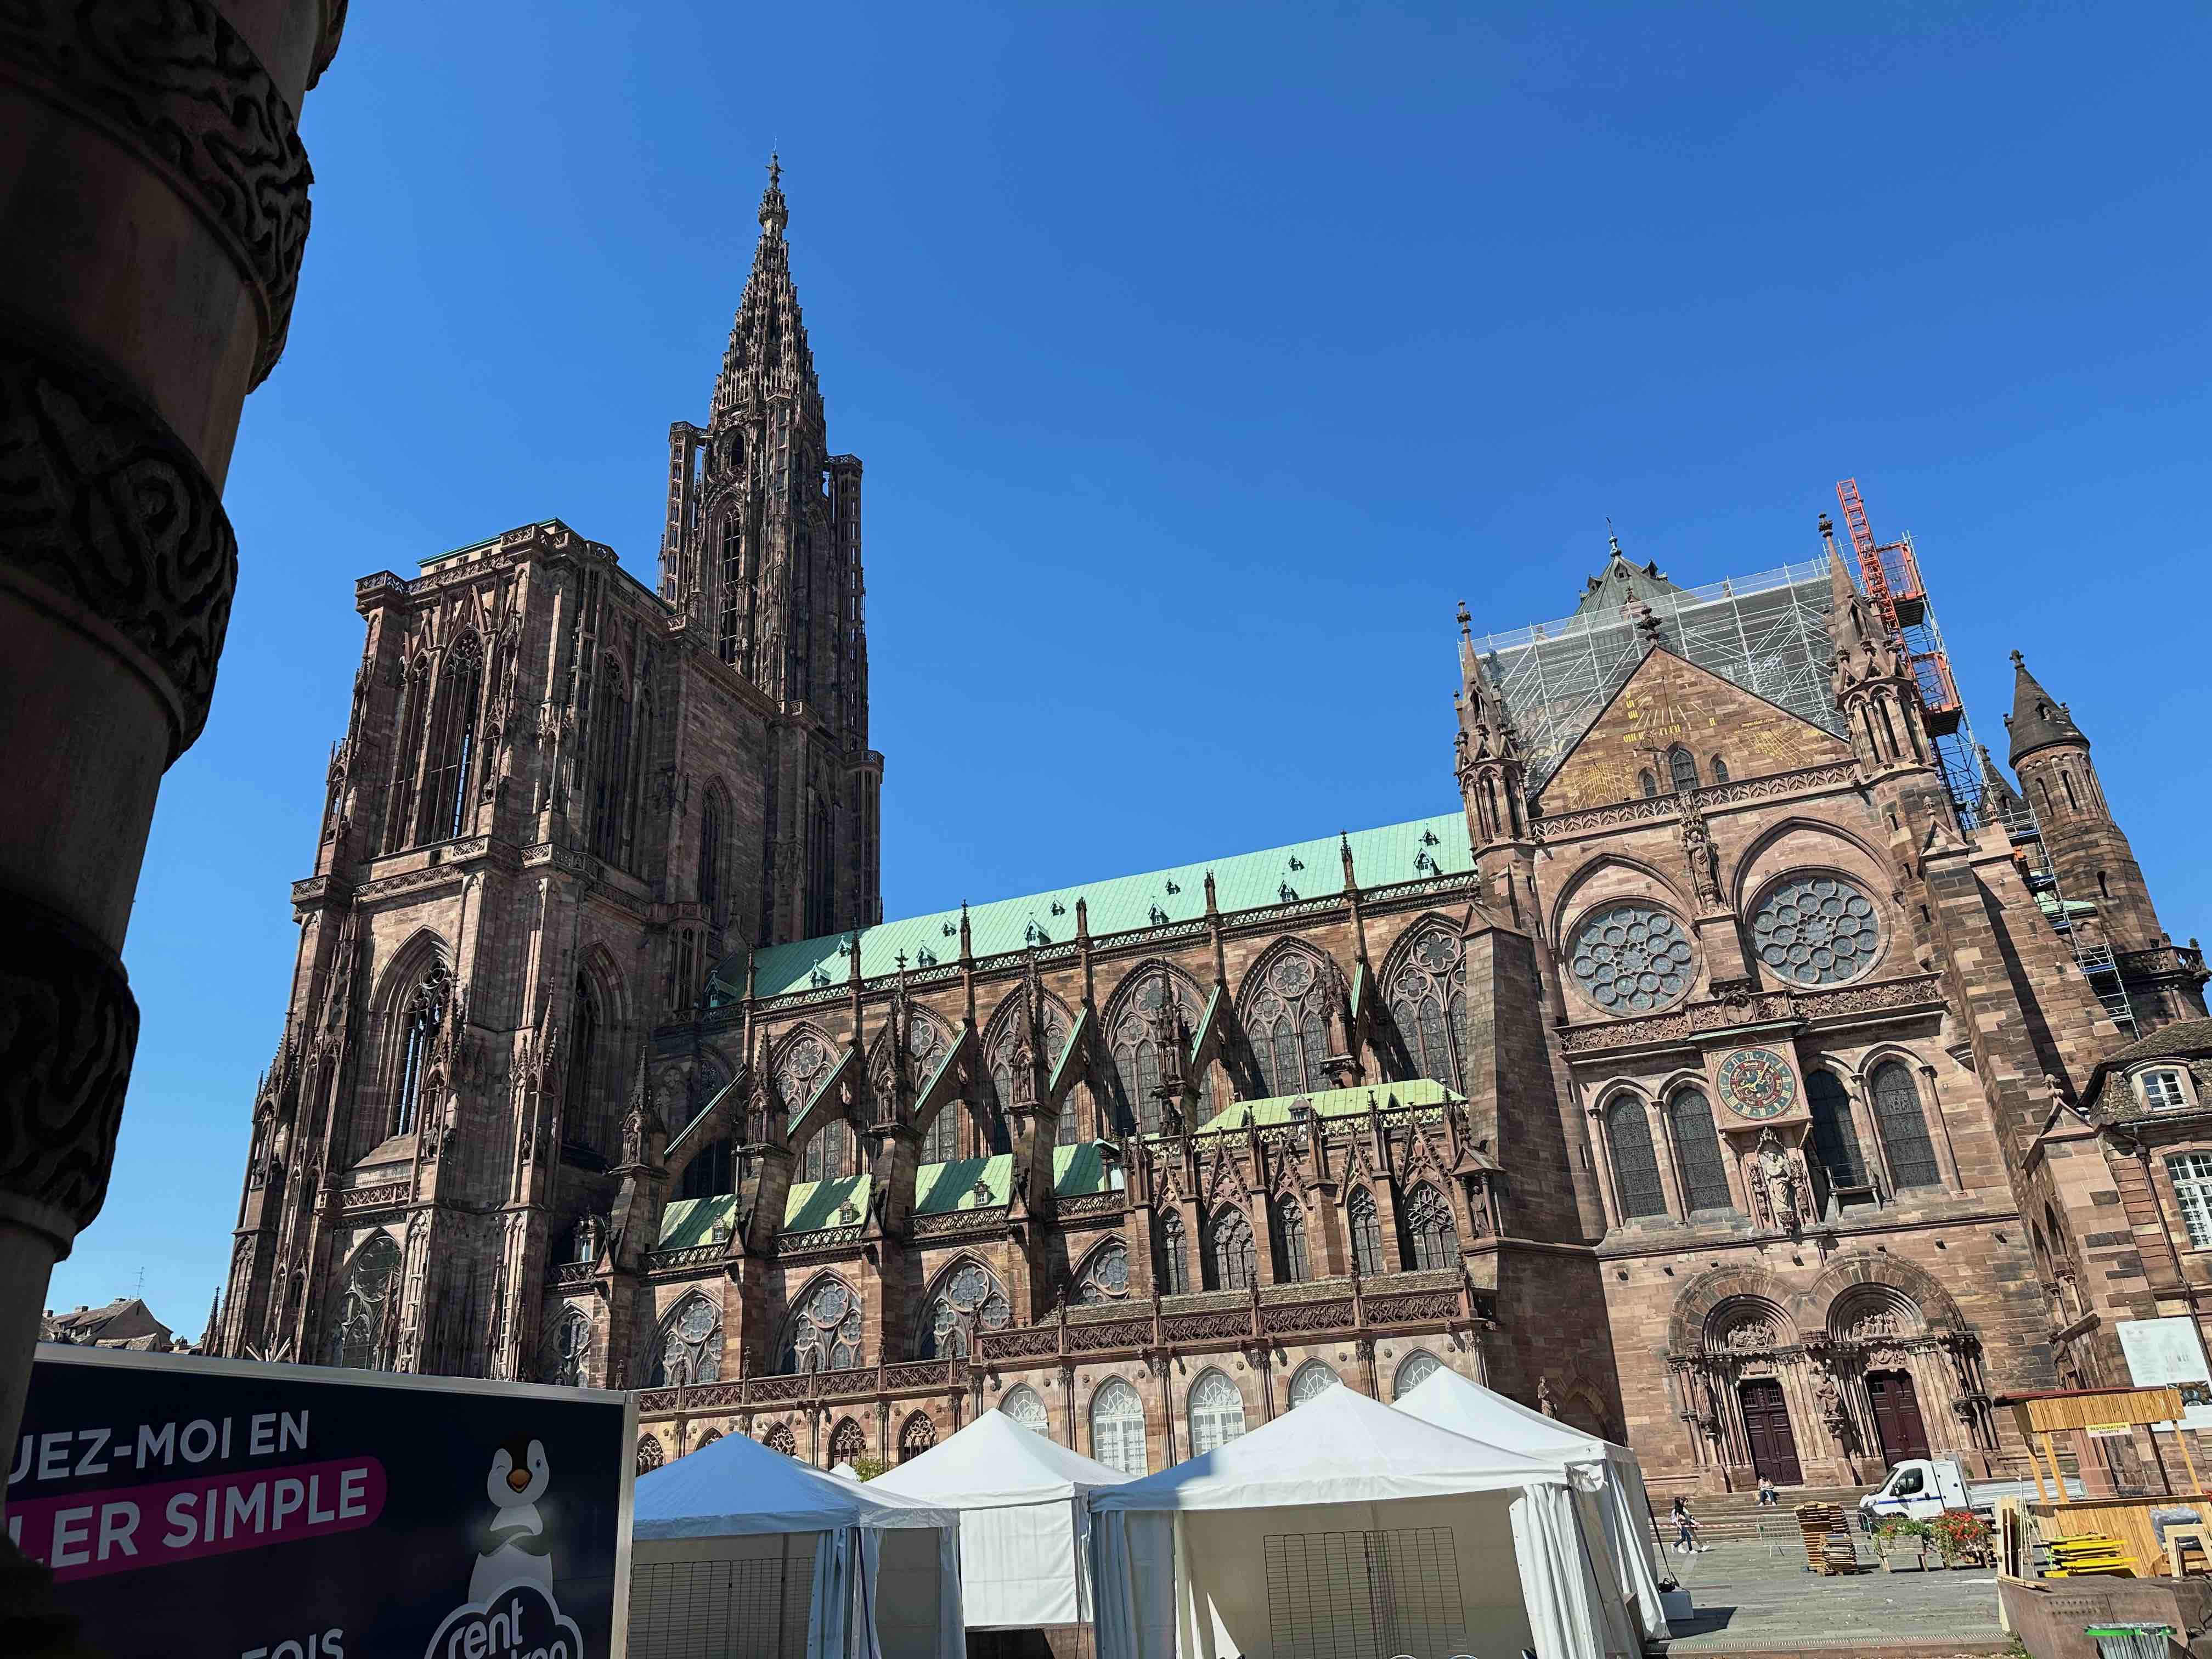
[423,1583,582,1659]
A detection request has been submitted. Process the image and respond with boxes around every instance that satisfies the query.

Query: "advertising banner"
[8,1345,633,1658]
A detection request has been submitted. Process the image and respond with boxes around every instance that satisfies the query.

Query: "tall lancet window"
[698,794,724,925]
[385,656,431,853]
[718,517,744,668]
[565,974,602,1158]
[419,634,484,844]
[393,972,447,1137]
[589,659,631,865]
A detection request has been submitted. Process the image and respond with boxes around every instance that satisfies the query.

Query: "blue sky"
[55,2,2212,1329]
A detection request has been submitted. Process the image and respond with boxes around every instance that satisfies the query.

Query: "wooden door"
[1739,1378,1803,1486]
[1866,1370,1931,1466]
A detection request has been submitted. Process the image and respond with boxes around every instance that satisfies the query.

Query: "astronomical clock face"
[1716,1047,1798,1120]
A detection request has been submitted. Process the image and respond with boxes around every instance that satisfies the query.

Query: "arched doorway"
[1736,1378,1802,1486]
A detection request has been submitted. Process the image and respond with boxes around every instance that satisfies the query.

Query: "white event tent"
[1088,1384,1639,1659]
[1395,1367,1672,1644]
[871,1407,1135,1630]
[631,1428,966,1659]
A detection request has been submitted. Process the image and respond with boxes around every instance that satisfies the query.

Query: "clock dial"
[1716,1047,1797,1120]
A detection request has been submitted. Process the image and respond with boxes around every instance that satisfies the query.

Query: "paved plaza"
[1657,1537,2010,1656]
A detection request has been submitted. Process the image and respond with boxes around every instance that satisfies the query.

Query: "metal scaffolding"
[1470,557,1846,795]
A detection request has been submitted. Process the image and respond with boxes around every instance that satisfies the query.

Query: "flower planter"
[1882,1549,1930,1572]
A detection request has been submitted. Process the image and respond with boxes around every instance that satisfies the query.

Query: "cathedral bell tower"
[661,159,882,943]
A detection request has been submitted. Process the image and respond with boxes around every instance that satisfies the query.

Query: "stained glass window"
[1871,1062,1940,1190]
[1387,924,1468,1091]
[1205,1207,1257,1291]
[654,1294,722,1386]
[1403,1182,1459,1271]
[1668,1089,1734,1213]
[1288,1361,1340,1407]
[781,1277,865,1374]
[1271,1198,1310,1283]
[918,1261,1011,1359]
[1245,952,1334,1096]
[328,1233,402,1370]
[1751,874,1881,987]
[1347,1187,1386,1276]
[1156,1212,1189,1295]
[1075,1240,1130,1304]
[1807,1069,1868,1193]
[1568,903,1694,1015]
[1606,1097,1668,1219]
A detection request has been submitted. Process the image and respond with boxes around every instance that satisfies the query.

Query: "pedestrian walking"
[1671,1496,1704,1554]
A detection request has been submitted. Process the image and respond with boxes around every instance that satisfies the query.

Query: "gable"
[1540,649,1851,813]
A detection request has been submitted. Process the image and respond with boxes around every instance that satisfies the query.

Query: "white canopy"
[1088,1385,1637,1659]
[871,1408,1133,1629]
[633,1431,964,1659]
[1393,1367,1671,1644]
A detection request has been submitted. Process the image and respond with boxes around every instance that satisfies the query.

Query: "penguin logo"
[468,1435,555,1606]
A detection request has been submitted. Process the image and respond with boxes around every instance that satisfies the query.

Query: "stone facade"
[224,170,2209,1499]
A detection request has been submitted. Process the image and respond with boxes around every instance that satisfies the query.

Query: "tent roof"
[872,1407,1135,1510]
[635,1429,957,1539]
[1090,1382,1564,1513]
[1393,1368,1629,1470]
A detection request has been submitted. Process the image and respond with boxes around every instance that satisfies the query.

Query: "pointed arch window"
[1667,1088,1734,1213]
[676,1136,736,1202]
[653,1295,723,1387]
[762,1423,797,1457]
[1000,1385,1049,1437]
[1090,1379,1148,1477]
[565,974,603,1158]
[549,1311,591,1386]
[1403,1182,1459,1271]
[717,517,744,669]
[1347,1187,1386,1276]
[1155,1211,1189,1296]
[1387,924,1469,1091]
[1871,1061,1941,1190]
[1204,1206,1257,1291]
[828,1418,866,1466]
[1187,1370,1246,1457]
[393,970,448,1138]
[698,794,724,925]
[920,1102,961,1165]
[636,1437,664,1475]
[419,635,484,843]
[385,656,430,853]
[1392,1350,1443,1400]
[1605,1096,1668,1219]
[1245,951,1335,1097]
[588,658,631,864]
[328,1233,403,1370]
[1075,1240,1131,1304]
[781,1277,864,1375]
[1709,755,1730,785]
[1667,746,1699,793]
[1806,1069,1869,1195]
[1288,1359,1340,1408]
[899,1413,936,1463]
[1111,972,1198,1138]
[1639,770,1658,799]
[918,1261,1011,1359]
[986,998,1066,1152]
[1271,1197,1310,1283]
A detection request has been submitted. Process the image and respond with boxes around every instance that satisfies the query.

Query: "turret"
[2005,652,2162,956]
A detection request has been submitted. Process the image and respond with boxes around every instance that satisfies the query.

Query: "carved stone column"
[0,0,349,1526]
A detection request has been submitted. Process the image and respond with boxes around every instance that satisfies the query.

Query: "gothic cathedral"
[225,168,2209,1494]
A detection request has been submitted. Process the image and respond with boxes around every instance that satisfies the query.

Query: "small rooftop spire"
[759,153,788,237]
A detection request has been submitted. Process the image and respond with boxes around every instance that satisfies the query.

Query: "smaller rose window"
[1752,874,1880,986]
[1568,902,1694,1014]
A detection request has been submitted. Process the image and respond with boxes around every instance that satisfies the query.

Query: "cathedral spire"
[712,155,818,424]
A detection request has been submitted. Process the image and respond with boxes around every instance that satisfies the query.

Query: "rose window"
[1752,874,1880,986]
[1568,902,1694,1013]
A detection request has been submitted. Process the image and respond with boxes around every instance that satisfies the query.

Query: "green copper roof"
[1189,1075,1463,1133]
[719,812,1472,1000]
[654,1142,1120,1245]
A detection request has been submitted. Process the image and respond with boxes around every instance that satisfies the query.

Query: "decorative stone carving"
[1751,873,1880,987]
[0,0,317,384]
[0,901,138,1247]
[0,337,240,750]
[1567,902,1694,1014]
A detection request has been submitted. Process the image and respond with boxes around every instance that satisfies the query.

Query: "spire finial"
[758,153,789,237]
[1455,600,1471,640]
[1607,517,1623,558]
[2010,648,2025,669]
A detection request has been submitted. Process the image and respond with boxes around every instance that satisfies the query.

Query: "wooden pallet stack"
[1793,1503,1863,1575]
